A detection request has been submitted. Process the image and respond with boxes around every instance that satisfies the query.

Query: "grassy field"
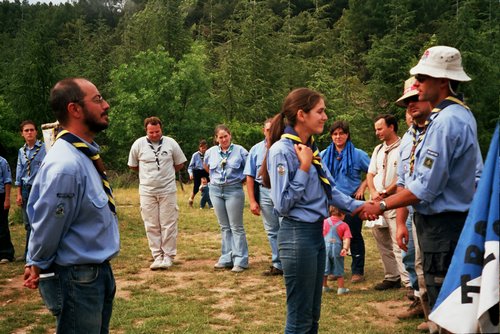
[0,186,424,334]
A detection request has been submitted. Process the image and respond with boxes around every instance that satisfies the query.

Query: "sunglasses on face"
[415,74,430,83]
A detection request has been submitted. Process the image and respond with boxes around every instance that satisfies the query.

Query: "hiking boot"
[262,266,283,276]
[351,274,365,283]
[374,279,401,290]
[397,299,424,319]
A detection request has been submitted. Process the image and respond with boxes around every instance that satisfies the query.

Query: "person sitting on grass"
[323,206,352,295]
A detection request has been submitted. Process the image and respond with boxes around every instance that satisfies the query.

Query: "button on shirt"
[204,144,248,185]
[26,138,120,269]
[187,151,205,177]
[0,157,12,193]
[268,138,363,223]
[15,140,46,187]
[406,104,483,215]
[243,139,266,184]
[128,136,187,196]
[368,139,401,192]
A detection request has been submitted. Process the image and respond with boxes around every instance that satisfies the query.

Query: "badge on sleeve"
[55,203,65,217]
[423,157,434,169]
[277,163,286,176]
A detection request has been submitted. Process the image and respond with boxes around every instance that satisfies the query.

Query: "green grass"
[0,186,423,334]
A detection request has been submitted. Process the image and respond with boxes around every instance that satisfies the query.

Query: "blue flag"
[429,122,499,333]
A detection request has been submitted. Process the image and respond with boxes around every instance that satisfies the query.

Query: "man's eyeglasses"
[75,95,105,105]
[415,74,430,83]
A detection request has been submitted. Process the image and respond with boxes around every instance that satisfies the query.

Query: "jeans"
[38,262,116,334]
[278,218,325,334]
[259,186,281,270]
[209,183,249,267]
[0,192,14,261]
[401,208,418,290]
[344,213,364,275]
[21,186,31,259]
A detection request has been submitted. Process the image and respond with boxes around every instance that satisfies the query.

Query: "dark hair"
[267,88,323,148]
[374,114,398,133]
[199,139,208,147]
[329,120,350,140]
[20,120,37,131]
[329,206,344,217]
[213,124,231,145]
[49,78,86,125]
[144,116,162,130]
[261,88,323,187]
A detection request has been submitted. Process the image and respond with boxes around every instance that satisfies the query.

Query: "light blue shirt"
[397,128,414,188]
[243,139,266,184]
[187,151,205,177]
[15,140,46,187]
[320,145,370,196]
[26,137,120,269]
[204,144,248,185]
[406,103,483,215]
[0,157,12,193]
[268,138,363,223]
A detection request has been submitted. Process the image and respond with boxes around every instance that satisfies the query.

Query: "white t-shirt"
[128,136,187,195]
[368,139,401,192]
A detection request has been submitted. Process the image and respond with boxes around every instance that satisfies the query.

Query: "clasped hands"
[352,200,383,221]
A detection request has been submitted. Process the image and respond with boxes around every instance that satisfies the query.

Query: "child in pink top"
[323,206,352,294]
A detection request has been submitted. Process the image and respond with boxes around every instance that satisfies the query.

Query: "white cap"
[395,77,418,107]
[410,46,471,82]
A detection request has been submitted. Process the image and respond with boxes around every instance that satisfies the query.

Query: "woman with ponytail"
[264,88,364,334]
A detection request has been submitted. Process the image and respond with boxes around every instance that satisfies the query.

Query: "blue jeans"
[401,207,418,290]
[259,186,282,270]
[209,183,249,267]
[38,262,116,334]
[278,218,325,334]
[21,190,31,260]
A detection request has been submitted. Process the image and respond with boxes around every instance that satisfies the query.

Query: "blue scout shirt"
[0,157,12,193]
[320,144,370,196]
[187,151,205,177]
[15,140,46,187]
[243,139,266,184]
[26,137,120,269]
[397,128,414,188]
[204,144,248,186]
[406,103,483,215]
[268,137,363,223]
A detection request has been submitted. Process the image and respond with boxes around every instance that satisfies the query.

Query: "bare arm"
[174,163,184,173]
[366,172,381,200]
[246,176,260,216]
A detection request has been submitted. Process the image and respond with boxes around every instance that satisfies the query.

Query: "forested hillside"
[0,0,498,171]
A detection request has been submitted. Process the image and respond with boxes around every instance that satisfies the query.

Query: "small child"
[323,206,352,295]
[199,177,212,209]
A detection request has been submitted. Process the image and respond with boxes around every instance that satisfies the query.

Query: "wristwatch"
[379,200,387,211]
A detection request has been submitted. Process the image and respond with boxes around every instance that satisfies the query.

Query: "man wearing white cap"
[360,46,483,312]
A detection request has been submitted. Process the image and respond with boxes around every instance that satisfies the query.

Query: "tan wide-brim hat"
[395,77,418,107]
[410,46,471,82]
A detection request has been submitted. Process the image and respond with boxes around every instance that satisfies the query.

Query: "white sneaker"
[231,265,245,273]
[161,256,173,269]
[150,257,163,270]
[337,288,350,295]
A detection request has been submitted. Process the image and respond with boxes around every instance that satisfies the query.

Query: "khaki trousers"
[140,193,179,260]
[371,210,410,285]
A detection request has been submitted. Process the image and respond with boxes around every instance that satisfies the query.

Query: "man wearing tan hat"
[394,77,438,333]
[360,46,483,317]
